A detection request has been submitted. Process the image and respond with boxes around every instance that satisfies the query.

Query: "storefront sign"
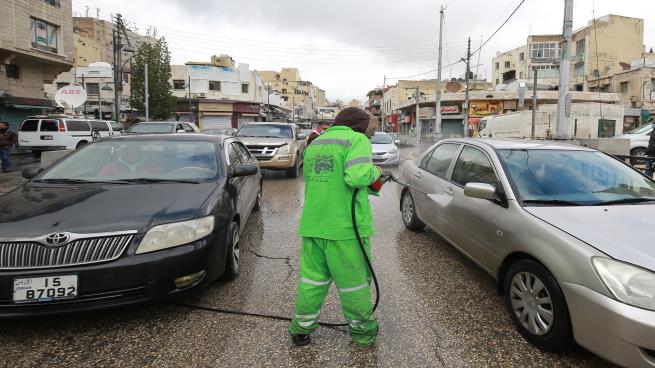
[469,101,502,117]
[441,105,460,114]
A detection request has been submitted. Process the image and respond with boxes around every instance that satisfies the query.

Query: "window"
[110,122,123,131]
[86,83,99,95]
[90,121,109,131]
[505,61,511,68]
[242,83,249,94]
[576,39,585,56]
[40,120,59,132]
[519,72,524,79]
[227,143,242,166]
[451,147,498,187]
[65,120,91,131]
[5,64,20,79]
[495,79,499,85]
[234,142,252,162]
[620,82,629,95]
[282,88,288,94]
[598,119,616,138]
[182,124,196,132]
[422,143,460,179]
[519,52,525,61]
[574,63,584,77]
[20,120,39,132]
[173,80,186,90]
[495,62,499,70]
[531,42,558,59]
[30,18,58,53]
[209,81,221,91]
[56,82,69,90]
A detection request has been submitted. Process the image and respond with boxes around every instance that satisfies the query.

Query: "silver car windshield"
[126,123,174,133]
[40,140,220,182]
[236,124,292,138]
[371,133,393,144]
[498,149,655,205]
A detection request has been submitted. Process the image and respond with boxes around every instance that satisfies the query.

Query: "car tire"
[503,259,573,352]
[401,190,425,231]
[221,222,241,281]
[76,141,88,149]
[630,147,647,165]
[253,183,262,212]
[286,158,299,178]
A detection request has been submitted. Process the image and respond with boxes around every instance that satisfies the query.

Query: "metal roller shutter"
[200,115,232,131]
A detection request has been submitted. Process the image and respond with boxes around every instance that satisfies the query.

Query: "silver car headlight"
[136,216,215,255]
[389,147,399,154]
[593,257,655,311]
[277,145,290,155]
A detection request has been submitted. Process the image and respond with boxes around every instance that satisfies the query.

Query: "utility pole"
[81,75,87,117]
[382,75,386,133]
[112,14,123,122]
[144,62,149,122]
[556,0,574,139]
[187,75,192,123]
[531,68,538,139]
[435,5,444,138]
[292,94,295,124]
[463,37,471,136]
[415,87,421,149]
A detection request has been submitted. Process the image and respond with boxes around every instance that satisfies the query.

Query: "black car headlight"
[135,216,215,255]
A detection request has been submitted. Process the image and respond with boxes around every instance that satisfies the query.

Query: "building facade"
[259,67,326,122]
[170,55,267,129]
[0,0,75,128]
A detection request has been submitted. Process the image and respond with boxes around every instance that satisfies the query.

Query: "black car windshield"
[126,123,174,134]
[371,134,393,144]
[40,140,220,182]
[236,124,292,138]
[498,149,655,206]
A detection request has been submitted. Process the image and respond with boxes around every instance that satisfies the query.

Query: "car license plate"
[13,275,78,304]
[372,154,385,160]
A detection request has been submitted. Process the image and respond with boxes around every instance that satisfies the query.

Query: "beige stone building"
[259,67,326,121]
[0,0,74,128]
[492,15,645,92]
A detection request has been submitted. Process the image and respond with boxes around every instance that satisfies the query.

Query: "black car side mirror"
[232,164,258,177]
[22,167,43,180]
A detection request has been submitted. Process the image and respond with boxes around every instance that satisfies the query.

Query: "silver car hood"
[526,205,655,271]
[372,143,396,154]
[236,137,290,146]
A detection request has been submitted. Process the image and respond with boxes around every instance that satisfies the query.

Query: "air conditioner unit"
[199,93,206,98]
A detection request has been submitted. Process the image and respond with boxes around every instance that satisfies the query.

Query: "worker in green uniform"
[289,107,383,347]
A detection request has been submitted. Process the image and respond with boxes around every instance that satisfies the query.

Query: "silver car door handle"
[413,172,423,178]
[444,188,454,196]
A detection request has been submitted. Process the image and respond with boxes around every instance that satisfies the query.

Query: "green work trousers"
[289,237,378,347]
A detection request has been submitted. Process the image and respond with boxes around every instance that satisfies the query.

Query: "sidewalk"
[0,170,27,196]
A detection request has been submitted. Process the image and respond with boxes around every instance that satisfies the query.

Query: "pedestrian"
[0,121,17,173]
[306,120,332,144]
[289,107,384,348]
[645,119,655,178]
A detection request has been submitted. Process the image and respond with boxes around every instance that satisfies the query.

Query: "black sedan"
[0,134,262,318]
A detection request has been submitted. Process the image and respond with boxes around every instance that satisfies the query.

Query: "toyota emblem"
[44,232,71,247]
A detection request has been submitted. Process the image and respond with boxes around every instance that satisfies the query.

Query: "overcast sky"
[72,0,655,102]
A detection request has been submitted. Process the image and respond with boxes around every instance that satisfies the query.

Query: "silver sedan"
[397,138,655,368]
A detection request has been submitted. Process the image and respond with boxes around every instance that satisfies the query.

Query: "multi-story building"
[0,0,75,128]
[170,55,267,129]
[259,67,325,122]
[492,15,645,92]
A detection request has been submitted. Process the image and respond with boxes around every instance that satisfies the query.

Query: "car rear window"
[20,120,39,132]
[66,120,91,131]
[90,121,110,131]
[40,120,59,132]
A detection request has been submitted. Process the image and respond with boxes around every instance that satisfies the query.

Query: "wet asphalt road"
[0,148,614,368]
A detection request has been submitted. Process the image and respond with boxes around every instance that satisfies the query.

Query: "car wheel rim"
[402,193,414,224]
[510,272,554,336]
[232,228,240,271]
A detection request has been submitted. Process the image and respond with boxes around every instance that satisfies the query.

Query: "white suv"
[17,117,123,152]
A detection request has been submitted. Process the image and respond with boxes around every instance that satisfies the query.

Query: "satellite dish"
[88,61,112,69]
[445,81,462,93]
[54,85,87,108]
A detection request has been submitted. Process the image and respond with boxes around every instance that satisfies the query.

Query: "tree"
[130,38,176,120]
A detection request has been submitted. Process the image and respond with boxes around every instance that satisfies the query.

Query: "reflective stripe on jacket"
[299,126,381,240]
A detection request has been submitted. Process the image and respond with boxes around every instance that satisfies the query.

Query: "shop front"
[0,97,58,130]
[469,100,502,136]
[199,101,233,131]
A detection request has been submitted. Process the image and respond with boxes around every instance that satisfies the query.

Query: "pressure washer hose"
[351,188,381,313]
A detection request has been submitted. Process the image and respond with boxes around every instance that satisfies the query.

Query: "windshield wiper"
[115,178,201,184]
[592,197,655,206]
[34,178,126,184]
[522,199,584,206]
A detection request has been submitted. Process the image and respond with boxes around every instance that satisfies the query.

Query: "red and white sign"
[54,85,87,108]
[440,105,460,114]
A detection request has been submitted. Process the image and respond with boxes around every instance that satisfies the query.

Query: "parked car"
[398,138,655,367]
[235,122,306,178]
[202,128,236,136]
[0,134,262,318]
[17,116,122,151]
[613,123,654,163]
[125,122,200,134]
[370,132,400,165]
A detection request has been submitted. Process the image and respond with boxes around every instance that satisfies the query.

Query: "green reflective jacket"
[299,126,381,240]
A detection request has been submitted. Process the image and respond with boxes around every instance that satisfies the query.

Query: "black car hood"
[0,182,219,237]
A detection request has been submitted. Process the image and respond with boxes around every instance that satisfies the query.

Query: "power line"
[387,59,464,80]
[470,0,528,57]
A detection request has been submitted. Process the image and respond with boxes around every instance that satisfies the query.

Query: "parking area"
[0,147,613,367]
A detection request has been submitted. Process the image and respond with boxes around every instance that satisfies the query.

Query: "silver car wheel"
[232,229,240,272]
[401,192,414,224]
[510,272,554,336]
